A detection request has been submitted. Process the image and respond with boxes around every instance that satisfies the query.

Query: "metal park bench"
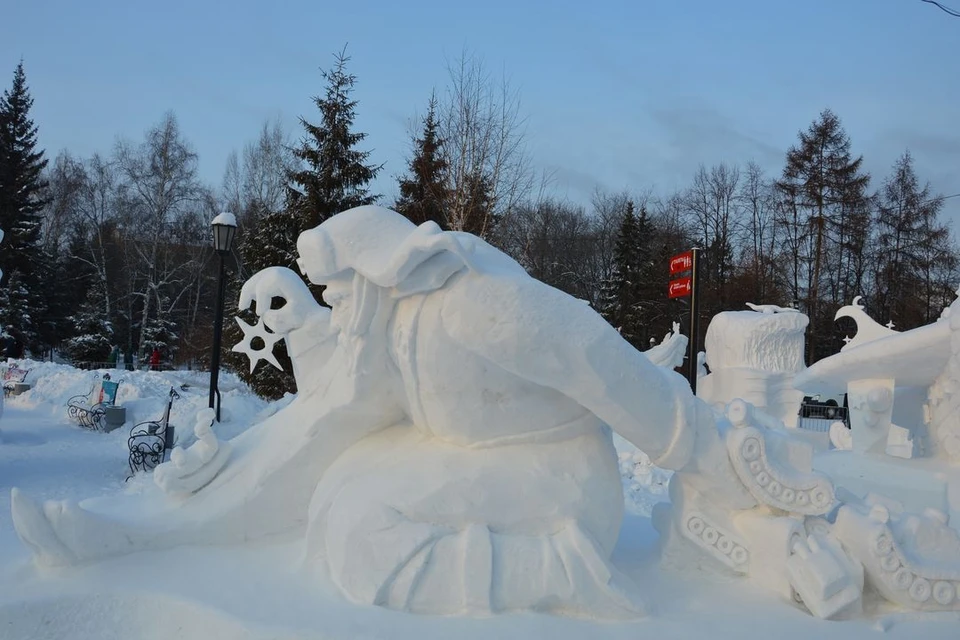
[66,373,121,431]
[127,387,179,477]
[797,395,849,432]
[2,365,30,397]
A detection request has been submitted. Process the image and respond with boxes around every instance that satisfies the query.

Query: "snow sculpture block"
[787,533,863,619]
[847,379,895,455]
[699,307,808,427]
[885,423,915,459]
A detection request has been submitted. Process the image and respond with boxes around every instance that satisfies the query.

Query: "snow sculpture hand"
[154,408,231,497]
[239,266,323,336]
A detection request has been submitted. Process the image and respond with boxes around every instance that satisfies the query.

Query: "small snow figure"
[154,408,232,496]
[149,347,161,371]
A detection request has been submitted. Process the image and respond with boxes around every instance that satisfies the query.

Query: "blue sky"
[3,0,959,223]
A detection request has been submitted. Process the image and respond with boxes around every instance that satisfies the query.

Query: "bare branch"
[921,0,960,17]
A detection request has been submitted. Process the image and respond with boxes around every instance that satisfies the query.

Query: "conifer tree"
[233,49,380,399]
[873,151,956,327]
[0,61,49,352]
[598,201,653,350]
[395,94,449,228]
[62,286,113,366]
[776,109,870,362]
[287,49,381,233]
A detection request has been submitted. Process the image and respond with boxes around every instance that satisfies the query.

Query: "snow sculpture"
[656,397,960,618]
[926,291,960,462]
[154,408,232,496]
[643,321,687,369]
[10,205,755,619]
[10,206,959,622]
[698,305,808,427]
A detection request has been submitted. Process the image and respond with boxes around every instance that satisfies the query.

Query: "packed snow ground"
[0,360,957,639]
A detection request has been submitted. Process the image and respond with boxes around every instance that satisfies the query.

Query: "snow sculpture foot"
[10,489,159,567]
[834,503,960,611]
[154,408,232,496]
[10,488,77,567]
[725,399,835,515]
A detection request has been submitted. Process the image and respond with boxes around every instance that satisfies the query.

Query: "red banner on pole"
[669,250,693,275]
[668,276,692,299]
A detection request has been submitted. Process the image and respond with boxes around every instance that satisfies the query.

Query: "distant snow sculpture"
[643,321,687,369]
[745,302,800,314]
[834,296,899,352]
[9,207,960,621]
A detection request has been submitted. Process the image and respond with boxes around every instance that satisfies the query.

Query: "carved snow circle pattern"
[741,438,761,462]
[731,547,748,565]
[932,581,955,605]
[703,527,719,545]
[893,568,915,590]
[909,577,931,603]
[687,517,705,535]
[880,553,901,572]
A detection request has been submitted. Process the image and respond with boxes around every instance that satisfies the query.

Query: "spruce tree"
[287,49,381,232]
[599,201,650,350]
[233,49,380,399]
[0,61,49,352]
[395,94,450,228]
[63,286,113,366]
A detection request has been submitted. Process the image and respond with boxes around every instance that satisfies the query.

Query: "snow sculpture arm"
[441,274,696,469]
[239,267,337,391]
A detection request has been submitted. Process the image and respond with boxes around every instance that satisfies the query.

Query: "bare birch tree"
[438,51,532,238]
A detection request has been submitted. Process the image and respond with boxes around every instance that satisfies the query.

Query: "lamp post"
[209,212,237,422]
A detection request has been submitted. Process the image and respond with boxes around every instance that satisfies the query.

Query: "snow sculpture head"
[297,206,476,289]
[294,206,484,338]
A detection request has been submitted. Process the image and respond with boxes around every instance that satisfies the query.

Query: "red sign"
[669,250,693,275]
[668,276,692,299]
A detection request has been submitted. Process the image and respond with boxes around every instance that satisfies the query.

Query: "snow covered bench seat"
[67,373,121,431]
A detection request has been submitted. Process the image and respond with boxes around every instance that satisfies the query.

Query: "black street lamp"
[209,212,237,422]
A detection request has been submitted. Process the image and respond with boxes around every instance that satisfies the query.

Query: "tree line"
[1,51,956,398]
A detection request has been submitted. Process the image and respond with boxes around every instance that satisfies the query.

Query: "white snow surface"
[1,360,958,638]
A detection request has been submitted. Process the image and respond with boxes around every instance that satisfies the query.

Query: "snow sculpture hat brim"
[297,205,475,289]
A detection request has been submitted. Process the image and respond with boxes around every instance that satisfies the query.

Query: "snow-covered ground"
[0,360,957,639]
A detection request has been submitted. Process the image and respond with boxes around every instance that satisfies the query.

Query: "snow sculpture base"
[813,451,951,517]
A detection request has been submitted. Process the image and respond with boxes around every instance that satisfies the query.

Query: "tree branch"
[921,0,960,17]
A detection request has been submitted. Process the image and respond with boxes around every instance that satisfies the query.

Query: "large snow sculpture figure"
[11,206,755,619]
